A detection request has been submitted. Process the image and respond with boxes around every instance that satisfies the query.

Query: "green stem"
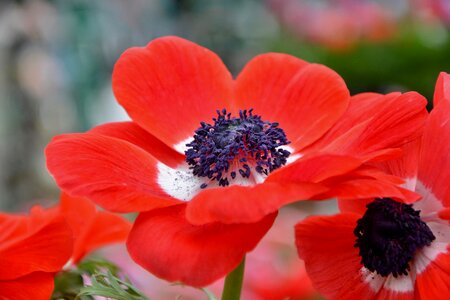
[221,257,246,300]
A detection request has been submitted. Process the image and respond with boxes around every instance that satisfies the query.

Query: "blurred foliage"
[271,21,450,106]
[77,271,149,300]
[52,258,220,300]
[52,258,140,300]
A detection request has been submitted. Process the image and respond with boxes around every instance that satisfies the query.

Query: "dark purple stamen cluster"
[354,198,435,277]
[185,109,290,187]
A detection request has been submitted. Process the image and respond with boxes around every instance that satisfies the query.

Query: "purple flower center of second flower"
[354,198,435,277]
[185,109,290,188]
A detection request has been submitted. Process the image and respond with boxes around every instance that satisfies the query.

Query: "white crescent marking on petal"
[157,162,204,201]
[156,161,262,201]
[382,274,414,293]
[174,137,194,154]
[413,180,444,216]
[361,267,385,293]
[361,268,415,293]
[414,241,448,274]
[412,213,450,274]
[280,145,302,165]
[402,177,417,191]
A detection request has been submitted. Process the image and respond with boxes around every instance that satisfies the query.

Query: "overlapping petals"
[0,272,57,300]
[46,36,427,222]
[304,91,428,162]
[418,97,450,208]
[297,201,450,299]
[90,122,185,168]
[433,71,450,107]
[0,207,73,300]
[236,55,349,152]
[186,182,327,224]
[112,36,234,151]
[46,133,181,213]
[0,194,131,299]
[45,36,429,286]
[127,204,276,287]
[295,73,450,299]
[296,213,376,300]
[58,193,132,264]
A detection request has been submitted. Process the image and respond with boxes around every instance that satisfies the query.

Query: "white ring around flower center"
[157,161,268,201]
[174,137,194,154]
[360,179,450,294]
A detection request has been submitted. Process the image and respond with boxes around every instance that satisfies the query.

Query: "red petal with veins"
[127,204,276,287]
[0,272,55,300]
[236,55,349,152]
[186,182,327,225]
[90,121,185,168]
[46,133,181,213]
[112,36,233,152]
[59,193,131,263]
[0,210,72,280]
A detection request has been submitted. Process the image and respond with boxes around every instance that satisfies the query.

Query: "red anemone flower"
[46,36,427,286]
[295,73,450,299]
[0,207,73,300]
[0,194,130,300]
[57,193,132,265]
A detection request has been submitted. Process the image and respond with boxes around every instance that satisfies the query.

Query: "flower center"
[354,198,435,277]
[185,109,290,188]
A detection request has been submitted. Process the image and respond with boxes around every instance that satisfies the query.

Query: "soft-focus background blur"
[1,1,449,299]
[1,0,450,211]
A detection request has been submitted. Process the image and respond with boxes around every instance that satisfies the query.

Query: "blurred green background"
[1,0,449,210]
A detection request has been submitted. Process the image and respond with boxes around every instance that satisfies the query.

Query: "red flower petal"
[235,53,308,112]
[59,193,131,263]
[314,164,420,204]
[248,269,315,300]
[90,121,185,168]
[127,204,276,287]
[439,208,450,220]
[338,198,373,215]
[0,213,27,245]
[369,139,421,186]
[46,133,181,213]
[185,182,327,225]
[236,55,349,152]
[305,92,397,150]
[295,213,378,300]
[266,154,363,183]
[112,36,233,151]
[306,92,428,162]
[0,211,72,280]
[415,251,450,299]
[317,178,418,203]
[377,289,414,300]
[0,272,55,300]
[433,72,450,107]
[418,99,450,207]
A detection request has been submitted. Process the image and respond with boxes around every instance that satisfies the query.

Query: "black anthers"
[185,109,290,188]
[354,198,435,277]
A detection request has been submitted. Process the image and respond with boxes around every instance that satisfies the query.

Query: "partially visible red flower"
[57,193,132,265]
[0,207,73,300]
[295,73,450,299]
[101,208,317,300]
[0,193,131,300]
[268,91,428,203]
[45,36,427,286]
